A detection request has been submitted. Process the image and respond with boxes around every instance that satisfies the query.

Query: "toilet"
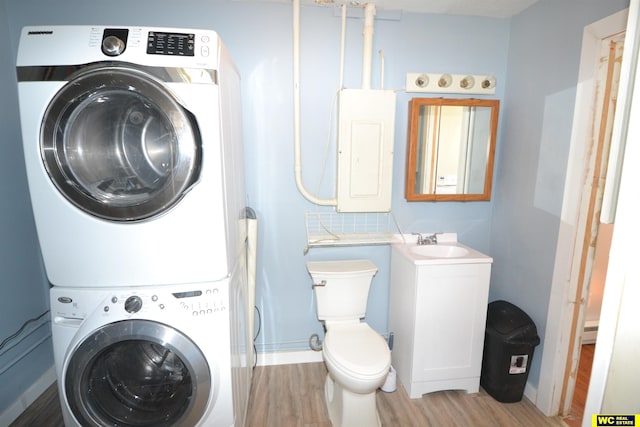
[306,259,391,427]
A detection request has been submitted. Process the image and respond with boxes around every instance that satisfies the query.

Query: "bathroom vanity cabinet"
[389,243,492,398]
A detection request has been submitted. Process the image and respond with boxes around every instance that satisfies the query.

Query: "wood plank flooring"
[10,383,64,427]
[247,363,567,427]
[12,362,567,427]
[564,344,595,427]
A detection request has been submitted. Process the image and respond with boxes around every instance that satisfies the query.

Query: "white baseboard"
[0,365,56,426]
[256,350,323,366]
[582,320,599,344]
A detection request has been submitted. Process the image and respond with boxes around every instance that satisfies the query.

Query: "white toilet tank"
[306,259,377,321]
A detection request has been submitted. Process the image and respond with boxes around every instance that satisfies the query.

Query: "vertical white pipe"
[293,0,301,149]
[339,3,346,88]
[292,0,337,206]
[361,3,376,90]
[246,217,258,368]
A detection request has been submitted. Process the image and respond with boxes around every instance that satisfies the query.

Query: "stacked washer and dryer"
[16,26,253,426]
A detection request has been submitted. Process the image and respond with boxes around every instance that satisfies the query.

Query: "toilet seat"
[323,323,390,384]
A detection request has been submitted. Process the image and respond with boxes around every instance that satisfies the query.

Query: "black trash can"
[481,300,541,403]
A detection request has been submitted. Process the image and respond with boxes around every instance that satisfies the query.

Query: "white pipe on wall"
[361,3,376,90]
[339,3,346,88]
[292,0,337,206]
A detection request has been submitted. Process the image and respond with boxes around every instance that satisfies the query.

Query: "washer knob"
[102,35,125,56]
[124,296,143,313]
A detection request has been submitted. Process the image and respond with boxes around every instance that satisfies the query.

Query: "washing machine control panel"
[174,287,228,317]
[106,285,227,319]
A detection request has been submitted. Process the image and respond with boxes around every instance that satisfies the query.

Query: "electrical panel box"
[336,89,396,212]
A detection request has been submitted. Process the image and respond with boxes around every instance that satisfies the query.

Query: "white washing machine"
[51,281,246,427]
[16,25,246,287]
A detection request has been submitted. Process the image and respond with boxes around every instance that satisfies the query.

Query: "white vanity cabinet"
[389,243,492,398]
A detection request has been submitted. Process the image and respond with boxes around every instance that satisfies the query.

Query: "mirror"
[405,98,499,201]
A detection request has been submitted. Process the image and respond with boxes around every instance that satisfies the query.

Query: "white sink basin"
[409,244,470,258]
[392,233,492,265]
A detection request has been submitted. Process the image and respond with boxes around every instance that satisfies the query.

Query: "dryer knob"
[125,296,143,313]
[102,35,126,56]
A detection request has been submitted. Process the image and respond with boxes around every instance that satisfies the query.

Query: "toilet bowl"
[323,322,391,427]
[306,259,391,427]
[323,323,390,393]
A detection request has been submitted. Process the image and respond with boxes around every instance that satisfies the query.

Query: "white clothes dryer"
[51,281,246,427]
[16,26,246,287]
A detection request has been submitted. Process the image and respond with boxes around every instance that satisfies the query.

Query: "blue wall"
[491,0,628,388]
[0,0,629,414]
[0,0,52,416]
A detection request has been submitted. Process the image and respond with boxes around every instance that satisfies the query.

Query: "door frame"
[536,8,629,416]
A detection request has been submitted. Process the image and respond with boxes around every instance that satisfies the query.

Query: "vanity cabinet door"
[412,264,491,383]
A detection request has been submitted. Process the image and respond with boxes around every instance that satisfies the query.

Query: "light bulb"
[415,74,429,88]
[460,75,475,89]
[481,76,496,89]
[438,74,452,88]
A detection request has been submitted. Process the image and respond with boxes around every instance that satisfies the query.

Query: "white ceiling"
[361,0,540,18]
[246,0,541,18]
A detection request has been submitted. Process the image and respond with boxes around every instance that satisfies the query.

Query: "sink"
[393,233,492,265]
[409,244,470,258]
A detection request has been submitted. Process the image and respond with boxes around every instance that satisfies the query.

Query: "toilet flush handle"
[312,280,327,288]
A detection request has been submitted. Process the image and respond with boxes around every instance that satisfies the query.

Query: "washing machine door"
[65,320,211,427]
[41,64,202,221]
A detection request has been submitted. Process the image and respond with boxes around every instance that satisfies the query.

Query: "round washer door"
[41,64,202,221]
[65,320,211,427]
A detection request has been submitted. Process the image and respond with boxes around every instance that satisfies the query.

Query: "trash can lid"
[486,300,540,344]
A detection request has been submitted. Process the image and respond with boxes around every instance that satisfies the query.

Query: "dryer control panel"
[100,28,197,57]
[18,25,222,72]
[147,31,195,56]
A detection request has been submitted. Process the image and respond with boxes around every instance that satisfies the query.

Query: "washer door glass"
[41,64,202,221]
[65,320,211,427]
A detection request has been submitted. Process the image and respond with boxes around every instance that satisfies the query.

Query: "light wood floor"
[246,363,567,427]
[564,344,595,427]
[12,362,569,427]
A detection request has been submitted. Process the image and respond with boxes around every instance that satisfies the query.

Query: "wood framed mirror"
[405,97,499,201]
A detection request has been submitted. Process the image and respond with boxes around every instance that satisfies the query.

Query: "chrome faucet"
[412,233,425,245]
[425,233,440,245]
[412,232,442,245]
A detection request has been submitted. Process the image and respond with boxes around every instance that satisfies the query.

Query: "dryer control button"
[102,35,126,56]
[124,296,143,313]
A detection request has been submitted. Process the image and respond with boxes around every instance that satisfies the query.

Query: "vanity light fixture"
[405,72,496,95]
